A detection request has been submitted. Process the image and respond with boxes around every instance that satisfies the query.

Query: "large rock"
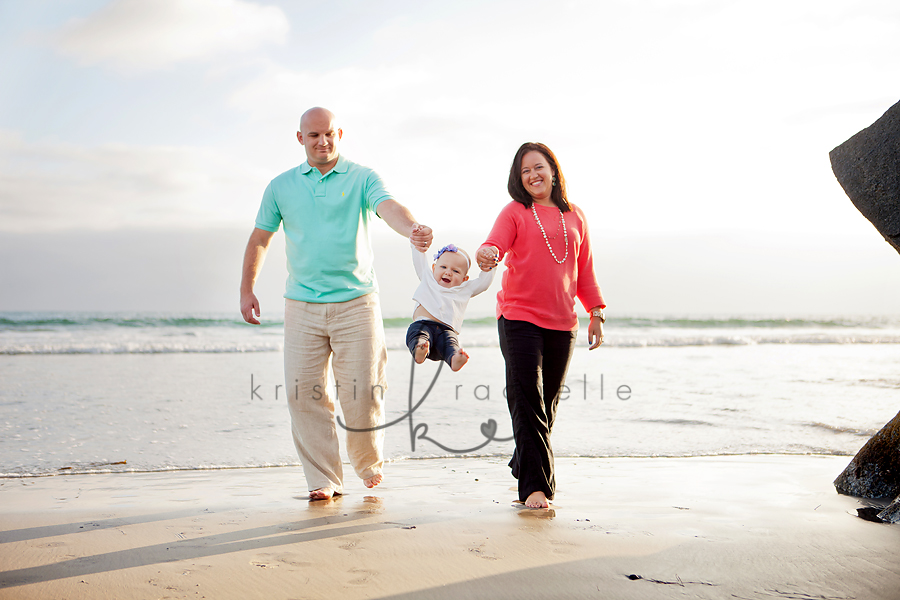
[830,99,900,255]
[834,409,900,522]
[830,100,900,523]
[879,495,900,524]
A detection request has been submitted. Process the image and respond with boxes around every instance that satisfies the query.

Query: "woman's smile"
[520,151,554,201]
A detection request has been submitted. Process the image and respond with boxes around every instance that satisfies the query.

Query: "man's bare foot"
[309,487,336,501]
[414,341,429,364]
[525,491,550,508]
[364,473,383,489]
[450,349,469,372]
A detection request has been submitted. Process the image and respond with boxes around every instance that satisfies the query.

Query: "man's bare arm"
[376,199,433,251]
[240,227,276,324]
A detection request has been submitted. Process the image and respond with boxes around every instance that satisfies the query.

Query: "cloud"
[27,0,899,236]
[51,0,288,71]
[0,131,269,231]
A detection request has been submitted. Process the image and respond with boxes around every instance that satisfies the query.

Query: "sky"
[1,0,900,316]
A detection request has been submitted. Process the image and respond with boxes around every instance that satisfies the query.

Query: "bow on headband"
[433,244,470,269]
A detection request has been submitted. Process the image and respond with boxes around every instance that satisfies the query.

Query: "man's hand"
[476,246,499,271]
[241,292,261,325]
[587,317,604,350]
[410,223,433,252]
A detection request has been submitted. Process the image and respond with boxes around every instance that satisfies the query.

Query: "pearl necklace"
[531,203,568,264]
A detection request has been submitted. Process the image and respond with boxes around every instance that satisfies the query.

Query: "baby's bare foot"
[414,341,429,364]
[364,473,383,489]
[450,349,469,372]
[524,491,550,508]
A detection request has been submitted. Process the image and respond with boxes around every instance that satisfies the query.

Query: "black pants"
[406,319,460,368]
[499,316,576,502]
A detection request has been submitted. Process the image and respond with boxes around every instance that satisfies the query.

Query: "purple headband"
[433,244,470,269]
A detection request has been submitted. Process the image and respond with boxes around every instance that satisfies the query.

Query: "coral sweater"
[480,201,605,331]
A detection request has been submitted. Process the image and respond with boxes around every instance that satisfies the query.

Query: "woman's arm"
[573,207,606,350]
[574,207,606,312]
[478,203,518,271]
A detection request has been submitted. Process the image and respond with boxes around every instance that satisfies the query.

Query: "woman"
[477,142,606,509]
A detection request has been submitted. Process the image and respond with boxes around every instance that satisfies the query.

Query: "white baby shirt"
[411,246,495,331]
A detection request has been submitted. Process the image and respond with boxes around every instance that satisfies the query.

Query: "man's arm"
[376,199,433,251]
[240,227,276,325]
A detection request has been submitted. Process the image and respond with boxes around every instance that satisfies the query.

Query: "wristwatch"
[590,308,606,323]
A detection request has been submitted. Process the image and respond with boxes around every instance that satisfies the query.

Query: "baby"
[407,241,496,371]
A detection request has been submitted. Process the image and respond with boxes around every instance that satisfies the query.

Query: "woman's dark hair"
[507,142,570,212]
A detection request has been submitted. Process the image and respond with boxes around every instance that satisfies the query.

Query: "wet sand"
[1,455,898,599]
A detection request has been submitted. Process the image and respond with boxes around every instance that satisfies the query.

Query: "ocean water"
[1,312,899,478]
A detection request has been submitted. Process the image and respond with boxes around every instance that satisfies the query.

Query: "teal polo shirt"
[254,155,393,303]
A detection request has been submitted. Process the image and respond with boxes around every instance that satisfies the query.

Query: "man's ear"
[297,131,304,145]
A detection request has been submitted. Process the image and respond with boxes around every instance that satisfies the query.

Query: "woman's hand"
[588,317,604,350]
[476,246,500,271]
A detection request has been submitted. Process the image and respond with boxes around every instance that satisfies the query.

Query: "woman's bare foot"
[525,491,550,508]
[364,473,383,489]
[450,349,469,372]
[309,487,336,501]
[414,341,429,364]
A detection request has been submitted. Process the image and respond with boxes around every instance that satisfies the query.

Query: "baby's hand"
[477,246,499,271]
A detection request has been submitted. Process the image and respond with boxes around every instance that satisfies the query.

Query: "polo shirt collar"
[332,155,349,173]
[300,155,348,176]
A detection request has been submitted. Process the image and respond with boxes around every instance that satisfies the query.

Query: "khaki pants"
[284,293,387,494]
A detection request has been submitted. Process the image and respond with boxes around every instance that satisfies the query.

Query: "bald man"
[241,107,432,500]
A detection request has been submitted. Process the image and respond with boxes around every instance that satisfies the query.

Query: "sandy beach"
[1,454,898,599]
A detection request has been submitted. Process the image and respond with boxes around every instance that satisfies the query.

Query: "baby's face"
[432,251,469,288]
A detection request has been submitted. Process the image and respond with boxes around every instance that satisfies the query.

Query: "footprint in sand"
[348,568,377,585]
[275,555,313,568]
[549,539,576,554]
[467,543,500,560]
